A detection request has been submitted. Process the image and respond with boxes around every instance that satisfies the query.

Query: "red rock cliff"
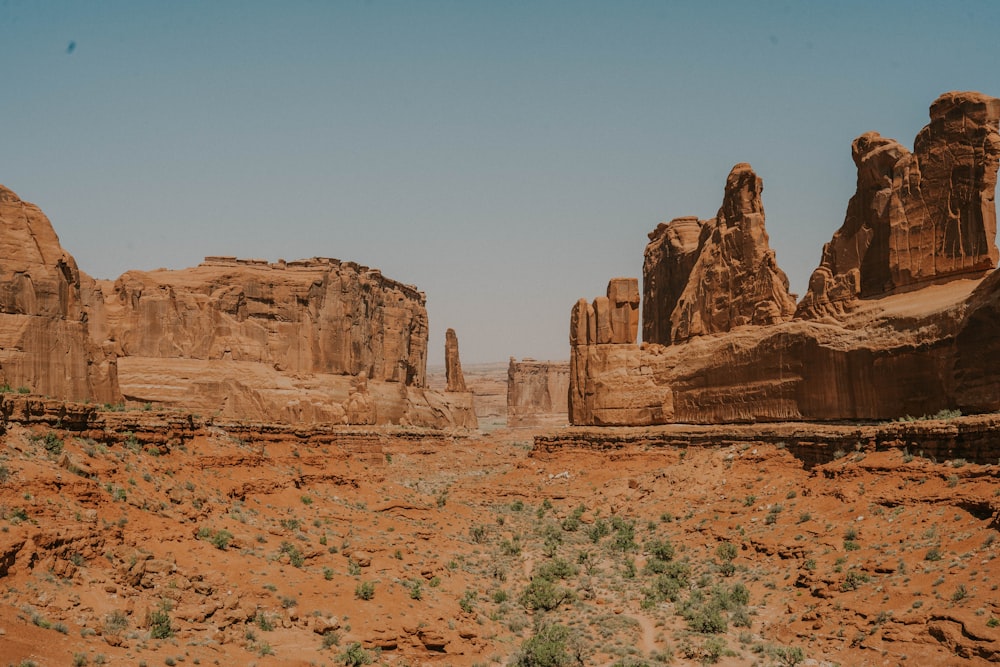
[799,91,1000,318]
[0,185,119,402]
[101,257,428,386]
[644,164,797,345]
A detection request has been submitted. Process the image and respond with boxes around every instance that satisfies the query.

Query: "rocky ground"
[0,407,998,666]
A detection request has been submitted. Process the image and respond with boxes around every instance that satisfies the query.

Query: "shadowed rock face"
[642,217,702,345]
[0,186,119,402]
[799,91,1000,318]
[643,163,797,345]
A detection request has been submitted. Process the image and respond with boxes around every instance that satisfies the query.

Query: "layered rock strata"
[798,91,1000,318]
[572,92,1000,426]
[506,358,569,427]
[101,256,428,386]
[0,186,119,402]
[0,186,475,428]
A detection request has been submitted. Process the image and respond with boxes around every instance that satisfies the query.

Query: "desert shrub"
[925,548,943,561]
[560,504,586,532]
[338,642,373,666]
[534,558,577,581]
[210,529,232,550]
[147,601,173,639]
[409,579,423,600]
[43,433,64,456]
[509,623,583,667]
[459,589,477,613]
[841,569,869,591]
[103,610,129,638]
[255,611,274,631]
[610,517,637,552]
[586,518,610,543]
[499,537,522,557]
[355,580,375,600]
[646,538,675,562]
[520,577,574,612]
[279,541,304,567]
[771,645,805,666]
[470,524,488,543]
[687,607,727,634]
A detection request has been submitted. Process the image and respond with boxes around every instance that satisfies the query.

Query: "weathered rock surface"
[799,91,1000,318]
[506,358,569,427]
[642,216,702,345]
[0,186,474,428]
[101,256,428,385]
[572,93,1000,426]
[0,185,119,402]
[666,163,797,343]
[444,328,467,392]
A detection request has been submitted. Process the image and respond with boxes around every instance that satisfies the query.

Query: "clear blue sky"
[3,1,998,365]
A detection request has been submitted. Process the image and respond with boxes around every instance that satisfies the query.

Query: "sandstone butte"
[0,185,476,429]
[571,91,1000,426]
[506,358,569,428]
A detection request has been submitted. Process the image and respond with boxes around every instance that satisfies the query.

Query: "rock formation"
[651,164,797,344]
[0,186,119,402]
[506,358,569,427]
[798,91,1000,318]
[642,216,701,345]
[569,278,667,425]
[444,328,467,392]
[571,92,1000,426]
[101,256,428,386]
[0,185,475,429]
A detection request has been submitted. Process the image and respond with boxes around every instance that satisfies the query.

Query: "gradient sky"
[3,1,999,365]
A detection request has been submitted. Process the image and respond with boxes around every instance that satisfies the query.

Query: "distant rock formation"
[0,185,475,428]
[643,164,796,345]
[0,185,119,402]
[506,358,569,427]
[444,328,467,392]
[798,91,1000,318]
[101,256,428,386]
[571,92,1000,426]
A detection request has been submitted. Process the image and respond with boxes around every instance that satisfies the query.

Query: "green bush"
[337,642,373,666]
[646,538,675,562]
[355,580,375,600]
[210,529,233,550]
[520,577,574,611]
[534,558,577,581]
[43,433,64,456]
[147,602,173,639]
[509,623,582,667]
